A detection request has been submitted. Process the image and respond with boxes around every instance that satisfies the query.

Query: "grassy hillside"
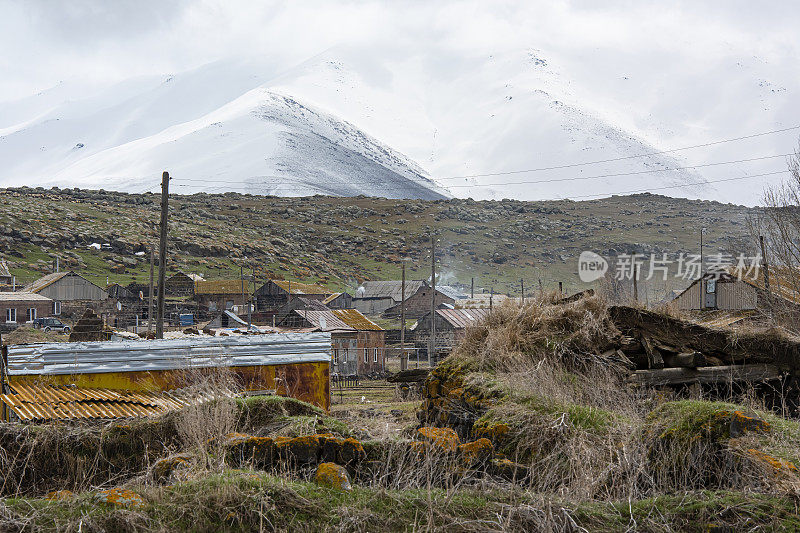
[0,187,755,296]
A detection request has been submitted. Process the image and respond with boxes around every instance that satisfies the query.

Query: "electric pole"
[147,247,155,334]
[155,171,169,339]
[428,231,436,367]
[400,260,407,371]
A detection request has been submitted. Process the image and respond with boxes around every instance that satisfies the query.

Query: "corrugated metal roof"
[437,286,467,300]
[195,279,253,295]
[293,310,354,332]
[24,271,71,293]
[436,308,490,328]
[5,333,331,376]
[0,292,53,302]
[272,280,329,295]
[0,260,10,278]
[731,266,800,305]
[322,292,342,304]
[357,280,426,301]
[332,309,383,331]
[0,383,213,421]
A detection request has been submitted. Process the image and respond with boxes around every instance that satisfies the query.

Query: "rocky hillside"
[0,187,755,296]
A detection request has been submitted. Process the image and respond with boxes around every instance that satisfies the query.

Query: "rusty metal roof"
[194,279,253,295]
[322,292,342,304]
[293,310,354,332]
[0,383,203,421]
[436,308,490,329]
[332,309,383,331]
[272,280,329,295]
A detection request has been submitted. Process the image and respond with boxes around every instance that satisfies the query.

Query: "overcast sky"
[2,1,798,102]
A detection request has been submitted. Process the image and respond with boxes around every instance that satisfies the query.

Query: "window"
[53,301,62,315]
[27,308,36,322]
[225,300,234,310]
[364,348,368,363]
[706,279,716,294]
[333,348,339,364]
[342,348,348,362]
[208,301,217,311]
[6,308,16,323]
[373,348,379,363]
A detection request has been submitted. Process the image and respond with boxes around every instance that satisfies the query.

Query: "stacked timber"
[608,306,800,387]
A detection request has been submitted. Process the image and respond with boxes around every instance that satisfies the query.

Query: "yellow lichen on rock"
[45,490,73,501]
[314,462,352,491]
[458,438,494,465]
[417,426,460,452]
[746,448,798,477]
[95,488,145,509]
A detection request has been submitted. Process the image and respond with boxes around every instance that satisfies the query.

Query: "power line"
[165,168,789,201]
[566,169,788,200]
[168,152,792,191]
[442,153,792,189]
[435,125,800,181]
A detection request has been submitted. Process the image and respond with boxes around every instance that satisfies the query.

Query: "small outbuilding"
[0,292,54,329]
[24,271,107,317]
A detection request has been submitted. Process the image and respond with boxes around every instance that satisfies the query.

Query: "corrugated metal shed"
[0,383,212,421]
[436,308,490,328]
[195,280,253,295]
[4,333,331,376]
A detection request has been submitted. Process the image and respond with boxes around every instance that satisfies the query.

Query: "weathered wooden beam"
[663,351,706,369]
[628,364,781,386]
[640,336,664,369]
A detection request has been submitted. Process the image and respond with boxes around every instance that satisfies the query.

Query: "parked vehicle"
[33,317,71,333]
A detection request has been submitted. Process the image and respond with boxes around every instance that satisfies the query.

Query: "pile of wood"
[609,306,800,386]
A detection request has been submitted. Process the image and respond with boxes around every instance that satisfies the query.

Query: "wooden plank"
[663,351,706,369]
[640,336,664,369]
[628,364,781,386]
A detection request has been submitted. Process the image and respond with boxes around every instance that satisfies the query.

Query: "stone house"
[0,292,54,330]
[353,280,426,316]
[413,308,489,358]
[194,280,253,316]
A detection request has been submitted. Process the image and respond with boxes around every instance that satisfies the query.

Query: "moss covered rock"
[314,462,352,491]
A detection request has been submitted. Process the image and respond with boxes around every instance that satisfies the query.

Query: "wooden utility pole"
[249,264,255,329]
[147,247,155,334]
[558,281,563,298]
[633,265,639,303]
[521,278,525,304]
[155,171,169,339]
[700,228,705,309]
[428,232,436,367]
[400,261,408,371]
[470,277,474,298]
[240,265,245,322]
[759,235,771,291]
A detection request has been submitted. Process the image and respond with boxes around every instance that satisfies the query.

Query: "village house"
[254,280,330,314]
[24,271,107,318]
[322,291,353,309]
[672,267,800,326]
[413,308,489,359]
[278,308,385,376]
[353,280,427,316]
[0,292,55,331]
[274,297,331,327]
[381,283,456,319]
[194,280,253,317]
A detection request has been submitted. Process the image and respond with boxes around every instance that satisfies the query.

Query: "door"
[704,279,717,309]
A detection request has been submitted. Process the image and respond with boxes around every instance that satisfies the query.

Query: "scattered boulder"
[458,438,494,466]
[417,427,460,452]
[314,462,352,491]
[151,453,193,483]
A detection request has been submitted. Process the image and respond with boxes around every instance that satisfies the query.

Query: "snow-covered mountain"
[1,43,797,203]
